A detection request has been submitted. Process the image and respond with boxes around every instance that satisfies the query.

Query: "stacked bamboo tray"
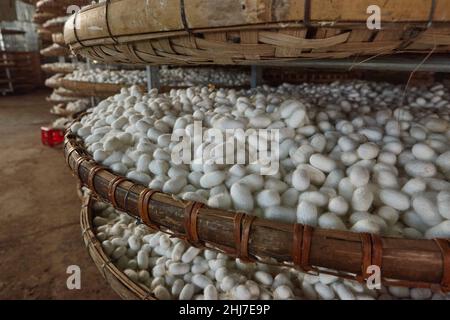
[41,62,77,74]
[65,0,450,65]
[37,0,90,55]
[59,78,141,98]
[65,132,450,294]
[63,0,450,299]
[36,0,92,120]
[81,193,155,299]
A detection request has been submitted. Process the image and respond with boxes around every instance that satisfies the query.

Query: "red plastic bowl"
[41,126,64,147]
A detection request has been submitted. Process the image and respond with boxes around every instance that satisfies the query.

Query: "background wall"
[0,0,18,21]
[1,1,38,51]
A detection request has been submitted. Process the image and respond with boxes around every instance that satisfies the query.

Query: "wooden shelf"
[0,63,14,68]
[0,51,42,93]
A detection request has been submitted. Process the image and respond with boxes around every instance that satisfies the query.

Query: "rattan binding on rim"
[66,127,450,292]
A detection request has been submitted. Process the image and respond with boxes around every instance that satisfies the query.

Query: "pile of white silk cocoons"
[49,91,80,102]
[158,66,249,87]
[42,62,85,71]
[65,99,90,114]
[52,116,72,129]
[91,198,450,300]
[64,66,249,87]
[71,80,450,241]
[65,68,146,85]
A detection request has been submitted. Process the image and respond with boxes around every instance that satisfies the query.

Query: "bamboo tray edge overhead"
[64,0,450,65]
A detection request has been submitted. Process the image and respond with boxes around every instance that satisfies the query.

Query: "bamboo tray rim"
[40,44,70,57]
[46,95,83,103]
[66,21,450,49]
[59,79,151,98]
[65,125,450,292]
[60,78,250,96]
[64,0,450,45]
[80,192,156,300]
[41,63,76,74]
[61,78,139,90]
[50,103,78,117]
[55,87,87,98]
[63,0,450,66]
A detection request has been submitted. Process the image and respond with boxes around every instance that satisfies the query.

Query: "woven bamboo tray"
[36,0,65,15]
[51,104,78,117]
[44,73,64,89]
[64,129,450,292]
[33,12,55,24]
[51,101,90,117]
[52,33,65,46]
[60,79,249,98]
[81,192,155,300]
[55,87,82,98]
[37,0,90,8]
[51,103,70,116]
[64,0,450,66]
[60,78,139,98]
[47,92,82,103]
[37,28,53,42]
[37,0,91,15]
[40,44,70,57]
[44,19,67,34]
[41,63,76,74]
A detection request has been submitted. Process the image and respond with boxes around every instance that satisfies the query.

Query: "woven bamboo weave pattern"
[64,0,450,65]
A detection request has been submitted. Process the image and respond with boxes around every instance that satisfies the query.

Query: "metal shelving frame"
[0,29,15,95]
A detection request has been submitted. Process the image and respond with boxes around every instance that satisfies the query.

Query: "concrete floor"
[0,90,118,299]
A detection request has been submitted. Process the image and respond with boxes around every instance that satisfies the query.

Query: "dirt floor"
[0,90,118,299]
